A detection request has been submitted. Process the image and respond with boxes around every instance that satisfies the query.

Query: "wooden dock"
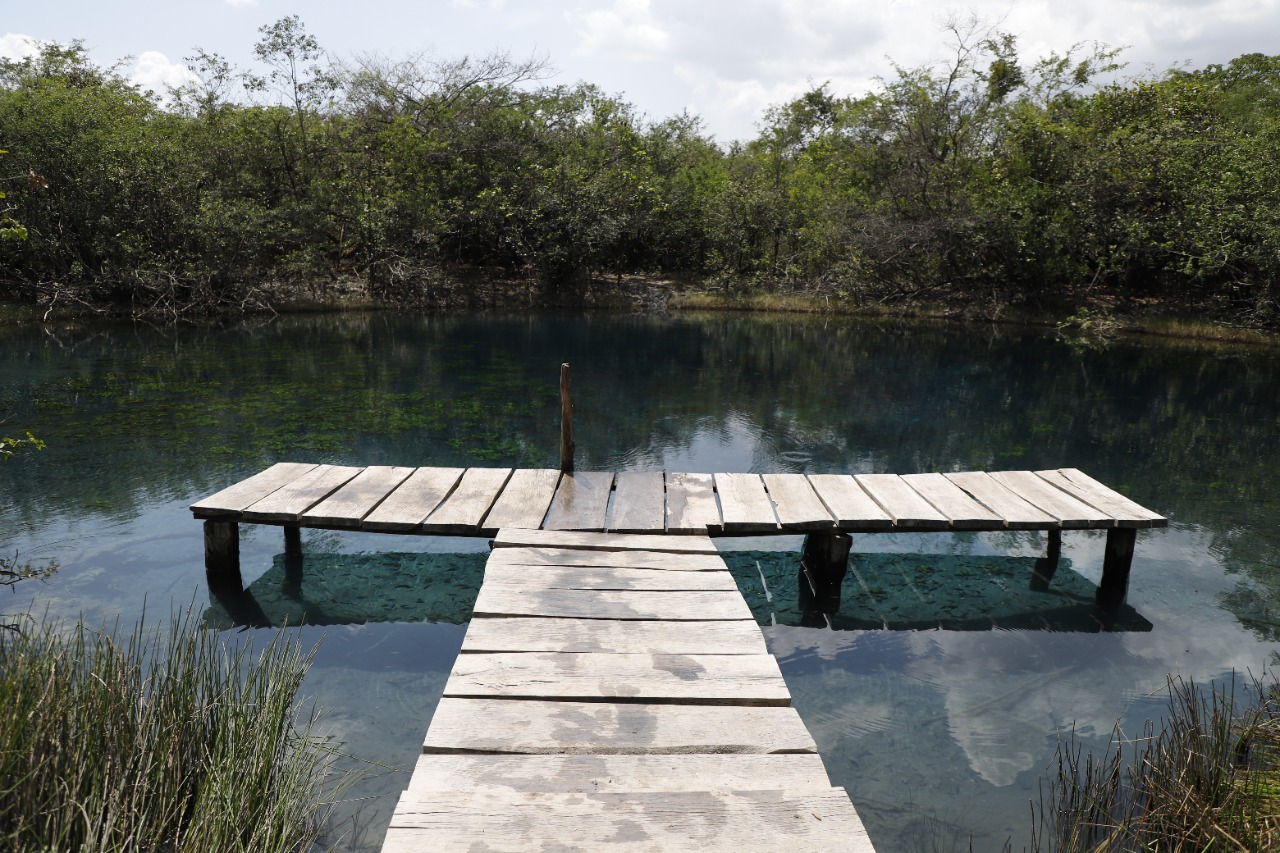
[382,528,875,852]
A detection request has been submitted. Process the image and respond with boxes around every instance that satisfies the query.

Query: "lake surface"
[2,312,1279,851]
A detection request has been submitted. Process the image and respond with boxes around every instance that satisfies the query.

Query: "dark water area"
[2,312,1279,851]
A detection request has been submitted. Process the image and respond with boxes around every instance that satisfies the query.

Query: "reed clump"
[0,610,344,852]
[1035,675,1280,851]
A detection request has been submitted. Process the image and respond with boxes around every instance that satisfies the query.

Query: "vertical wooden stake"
[560,363,575,473]
[1097,527,1138,609]
[204,520,242,593]
[1031,528,1062,591]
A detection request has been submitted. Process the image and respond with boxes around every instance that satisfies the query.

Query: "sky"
[3,0,1280,143]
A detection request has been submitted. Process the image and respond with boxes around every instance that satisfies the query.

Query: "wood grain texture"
[422,698,819,754]
[300,466,415,527]
[492,528,719,554]
[1037,468,1166,528]
[854,474,950,529]
[944,471,1057,529]
[473,587,755,622]
[609,471,667,533]
[459,617,769,655]
[401,753,833,795]
[481,564,740,591]
[190,462,317,517]
[665,472,722,534]
[714,473,780,533]
[240,465,362,522]
[989,470,1112,528]
[383,789,874,852]
[443,652,791,705]
[363,467,464,531]
[486,547,727,571]
[481,468,560,533]
[806,474,893,529]
[762,473,835,531]
[900,472,1004,529]
[542,471,616,531]
[423,467,513,534]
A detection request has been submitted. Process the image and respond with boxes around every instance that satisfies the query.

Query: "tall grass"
[0,609,346,852]
[1034,675,1280,851]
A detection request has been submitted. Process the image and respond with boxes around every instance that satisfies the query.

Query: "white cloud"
[569,0,672,62]
[224,0,259,7]
[130,51,198,97]
[0,32,43,61]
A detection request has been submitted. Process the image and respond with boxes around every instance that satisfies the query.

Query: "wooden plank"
[854,474,950,529]
[762,473,835,531]
[944,471,1057,529]
[900,472,1004,529]
[486,547,727,572]
[423,468,513,534]
[363,467,464,531]
[542,471,615,531]
[665,472,722,535]
[459,617,769,655]
[989,470,1112,528]
[481,564,740,591]
[422,698,819,754]
[443,652,791,706]
[714,472,780,533]
[299,466,415,527]
[806,474,893,529]
[481,468,560,533]
[383,789,874,852]
[473,587,755,622]
[492,529,719,554]
[190,462,317,518]
[609,471,667,533]
[401,753,833,795]
[1038,468,1167,528]
[240,465,362,522]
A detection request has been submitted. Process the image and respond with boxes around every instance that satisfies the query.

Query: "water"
[2,312,1279,851]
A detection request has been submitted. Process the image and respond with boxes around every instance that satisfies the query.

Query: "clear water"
[2,312,1279,851]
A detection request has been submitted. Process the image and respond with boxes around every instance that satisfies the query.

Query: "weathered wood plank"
[609,471,667,533]
[383,789,874,853]
[422,698,818,754]
[363,467,464,531]
[486,547,727,571]
[190,462,318,518]
[854,474,950,529]
[714,472,780,533]
[481,468,560,533]
[241,465,363,522]
[492,529,719,554]
[473,587,755,621]
[762,473,835,531]
[443,652,791,706]
[989,470,1112,528]
[664,472,722,535]
[542,471,616,531]
[459,617,769,655]
[481,564,740,591]
[900,472,1004,529]
[944,471,1057,529]
[806,474,893,529]
[1037,468,1167,528]
[401,753,833,795]
[299,466,415,528]
[422,468,513,534]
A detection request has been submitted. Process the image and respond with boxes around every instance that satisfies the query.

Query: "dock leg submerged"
[203,520,242,592]
[1097,527,1138,609]
[800,532,853,617]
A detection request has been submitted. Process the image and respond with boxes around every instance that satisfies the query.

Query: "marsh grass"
[0,609,350,852]
[1034,675,1280,851]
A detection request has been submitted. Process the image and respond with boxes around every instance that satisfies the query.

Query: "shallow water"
[2,312,1279,851]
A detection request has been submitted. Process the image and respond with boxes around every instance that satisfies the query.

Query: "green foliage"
[0,430,42,461]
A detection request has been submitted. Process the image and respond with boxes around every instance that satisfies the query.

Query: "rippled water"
[2,312,1278,850]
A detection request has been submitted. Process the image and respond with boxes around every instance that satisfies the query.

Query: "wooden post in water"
[559,363,575,473]
[1097,527,1137,609]
[1030,528,1062,591]
[203,520,242,593]
[800,532,852,615]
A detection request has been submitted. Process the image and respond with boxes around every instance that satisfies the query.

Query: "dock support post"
[203,520,242,593]
[283,525,303,597]
[1097,527,1137,609]
[560,363,574,473]
[1031,528,1062,591]
[800,532,853,615]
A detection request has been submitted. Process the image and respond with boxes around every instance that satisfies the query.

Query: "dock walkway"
[382,528,875,852]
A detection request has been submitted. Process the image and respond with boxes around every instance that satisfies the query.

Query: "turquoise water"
[2,312,1279,850]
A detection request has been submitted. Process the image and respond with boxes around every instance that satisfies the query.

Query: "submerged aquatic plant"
[0,608,352,852]
[1033,674,1280,851]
